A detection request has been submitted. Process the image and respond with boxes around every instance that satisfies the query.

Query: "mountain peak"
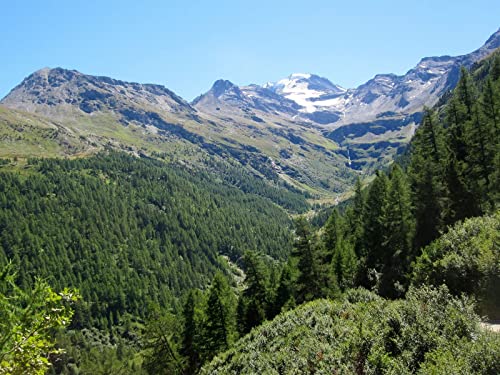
[211,79,237,97]
[263,73,346,114]
[289,73,312,79]
[1,67,192,115]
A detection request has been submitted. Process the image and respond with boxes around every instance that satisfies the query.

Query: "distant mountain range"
[1,28,499,198]
[193,28,500,167]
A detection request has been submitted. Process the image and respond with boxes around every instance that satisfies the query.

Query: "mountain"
[192,79,301,117]
[2,67,194,118]
[2,29,499,194]
[0,69,356,199]
[263,73,347,124]
[195,29,500,169]
[265,29,500,127]
[0,67,206,159]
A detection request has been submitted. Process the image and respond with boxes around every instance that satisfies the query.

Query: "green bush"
[411,213,500,319]
[201,286,499,374]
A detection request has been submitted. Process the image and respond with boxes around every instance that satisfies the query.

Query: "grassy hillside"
[0,106,94,158]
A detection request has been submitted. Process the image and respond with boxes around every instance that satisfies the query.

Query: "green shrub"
[412,213,500,319]
[202,286,499,374]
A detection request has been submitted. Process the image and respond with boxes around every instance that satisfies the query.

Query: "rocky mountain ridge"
[190,29,500,169]
[250,28,500,127]
[1,28,499,195]
[0,68,354,198]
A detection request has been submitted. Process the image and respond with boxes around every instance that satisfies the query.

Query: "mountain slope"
[0,105,95,158]
[0,152,294,324]
[1,69,356,198]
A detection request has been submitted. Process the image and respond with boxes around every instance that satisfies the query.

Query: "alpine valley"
[0,26,499,375]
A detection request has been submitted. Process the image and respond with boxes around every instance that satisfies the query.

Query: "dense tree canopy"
[0,152,294,328]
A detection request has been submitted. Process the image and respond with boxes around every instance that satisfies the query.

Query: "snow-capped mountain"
[264,73,347,113]
[199,28,499,129]
[191,28,500,171]
[261,29,500,127]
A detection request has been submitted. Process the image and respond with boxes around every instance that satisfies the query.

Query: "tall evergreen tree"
[332,239,358,292]
[324,209,357,292]
[464,104,494,212]
[291,217,325,303]
[273,263,297,314]
[408,109,448,249]
[202,272,237,362]
[361,170,389,289]
[237,251,270,335]
[323,209,344,260]
[180,289,202,375]
[348,177,366,257]
[380,164,415,297]
[444,96,475,223]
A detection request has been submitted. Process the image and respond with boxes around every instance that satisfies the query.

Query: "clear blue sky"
[1,0,499,101]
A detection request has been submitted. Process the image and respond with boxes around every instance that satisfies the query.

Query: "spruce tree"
[274,263,297,314]
[332,240,358,291]
[361,170,389,289]
[180,289,202,374]
[291,217,325,303]
[348,177,366,257]
[323,209,343,260]
[324,209,357,292]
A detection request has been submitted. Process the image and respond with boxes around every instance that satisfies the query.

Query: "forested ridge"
[1,53,499,374]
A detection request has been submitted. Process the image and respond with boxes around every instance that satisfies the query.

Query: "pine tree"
[180,289,202,374]
[408,109,447,249]
[323,209,343,260]
[361,170,389,289]
[202,272,237,362]
[237,251,270,335]
[380,164,415,297]
[324,209,357,292]
[273,263,297,314]
[443,67,485,219]
[332,239,358,291]
[349,177,366,257]
[291,217,324,303]
[464,104,494,212]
